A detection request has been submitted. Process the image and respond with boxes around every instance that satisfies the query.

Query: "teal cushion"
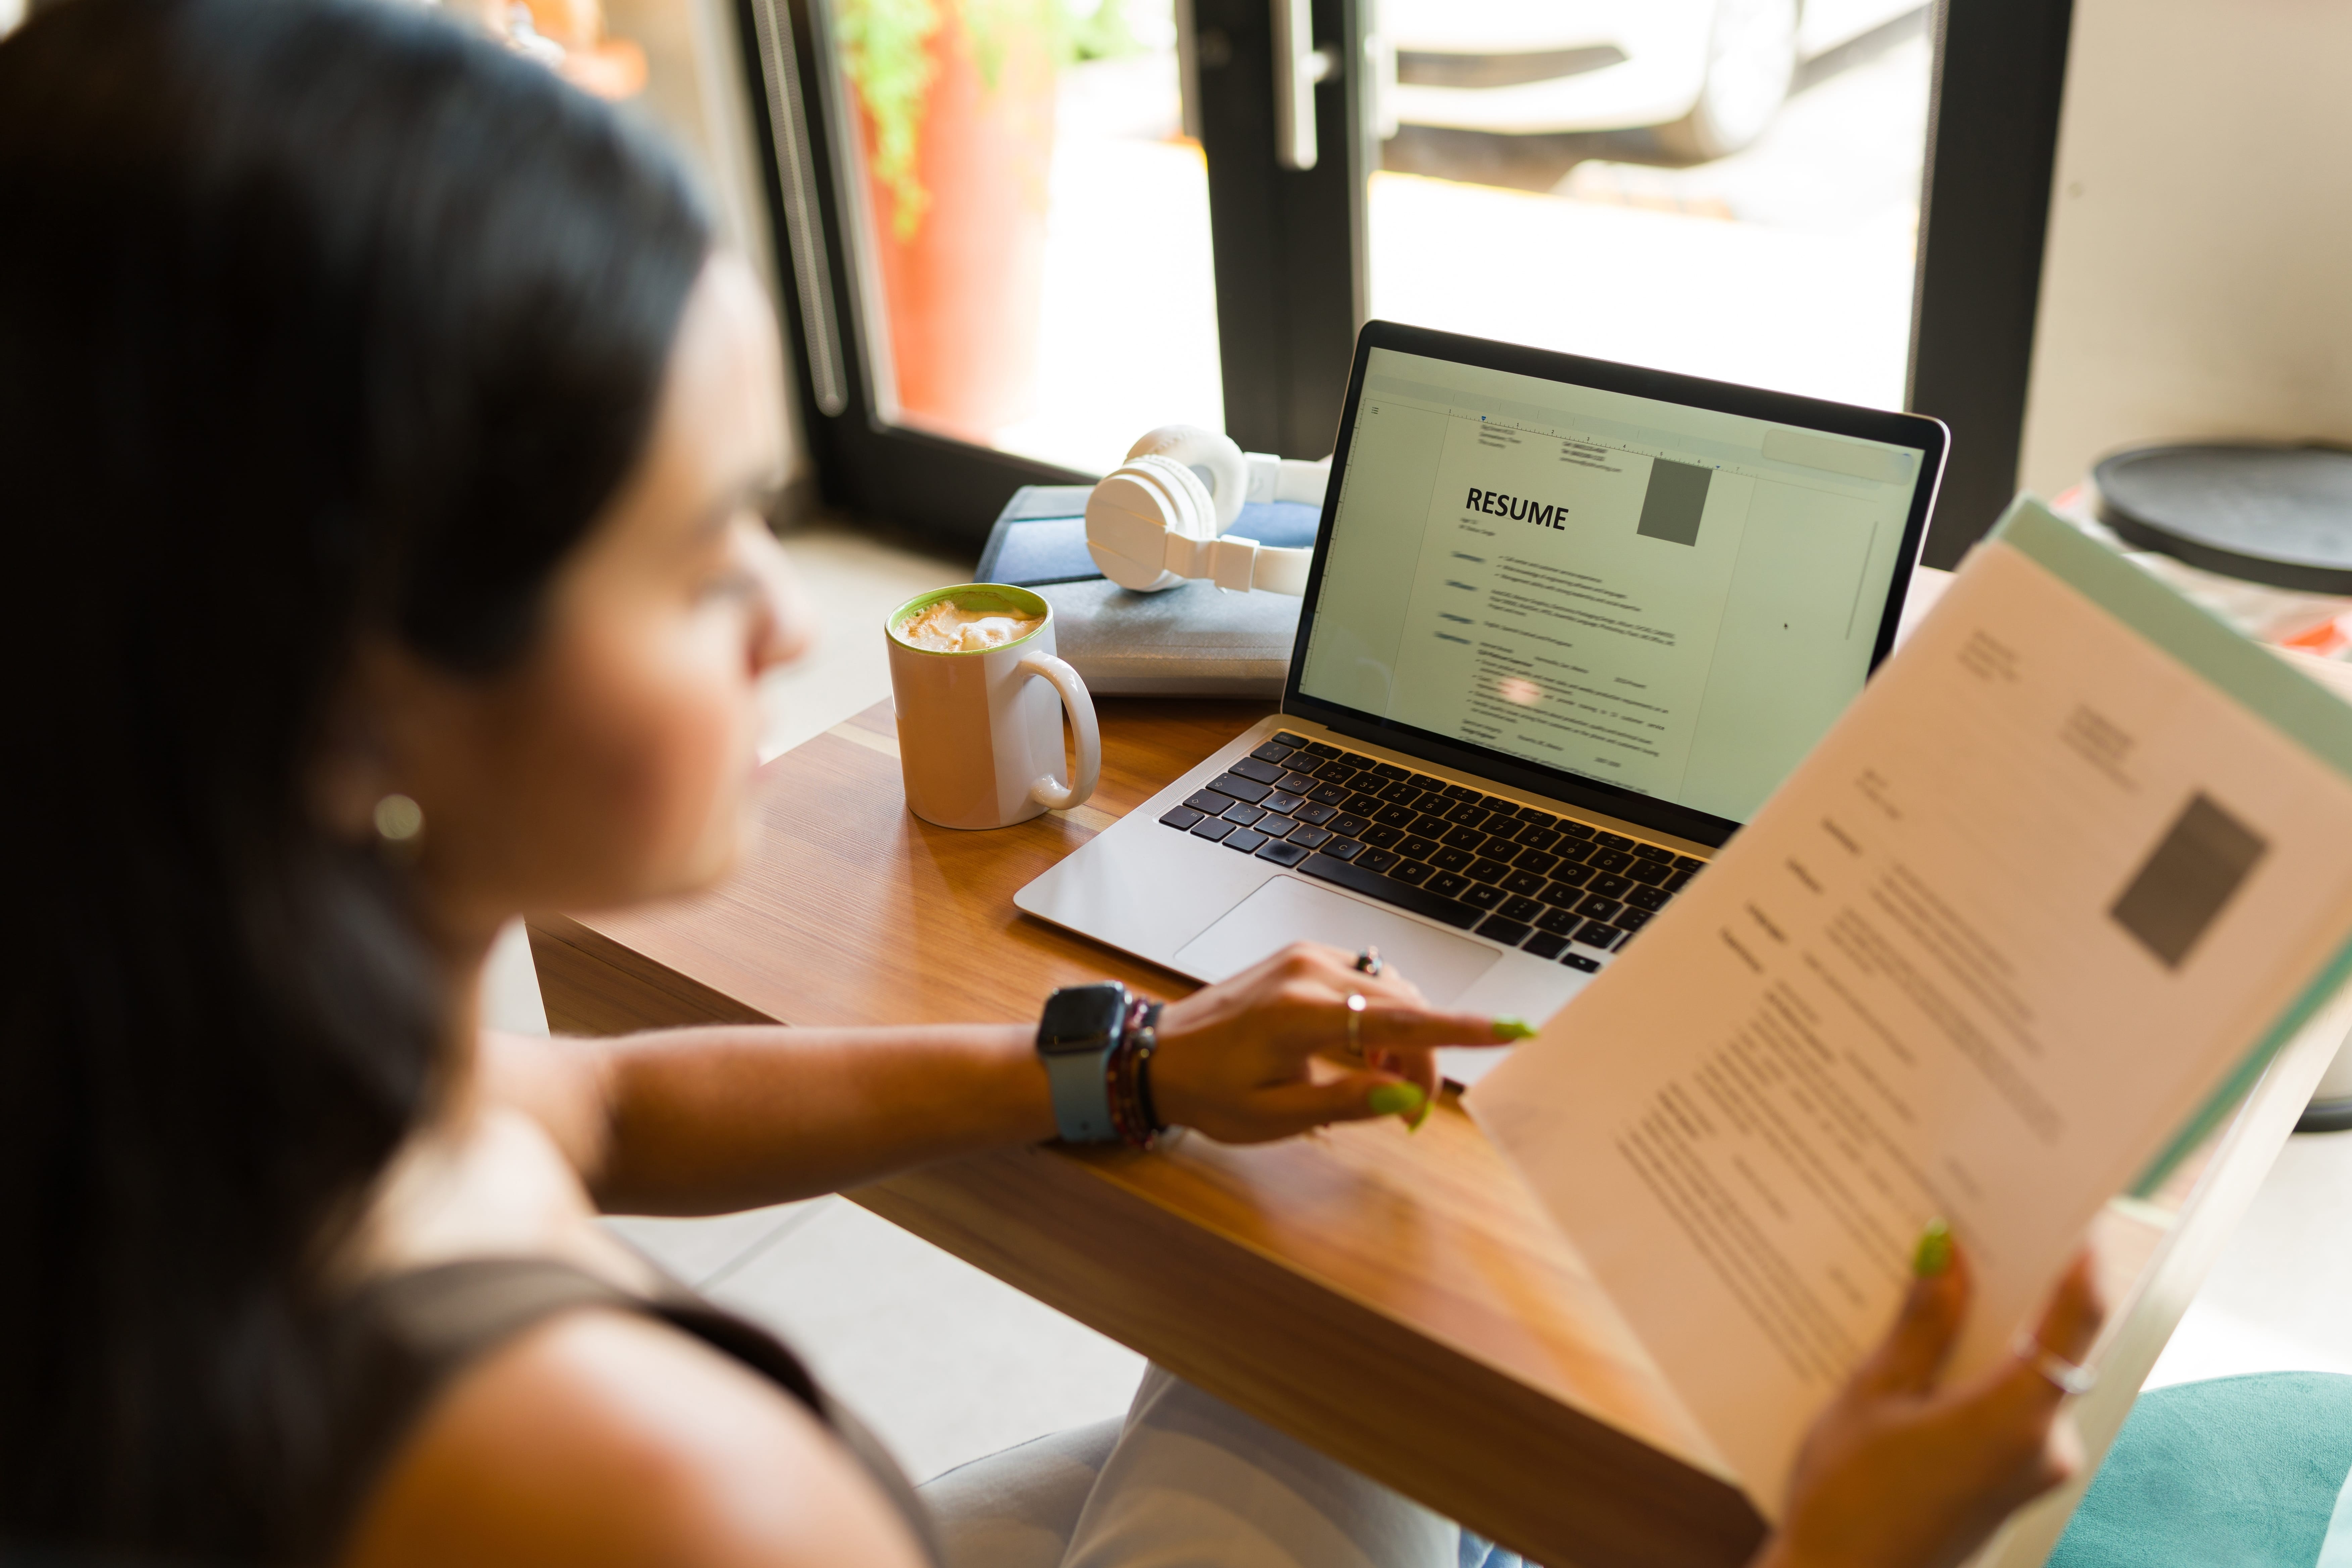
[2053,1372,2352,1568]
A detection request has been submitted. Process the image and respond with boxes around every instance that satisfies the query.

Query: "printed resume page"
[1466,509,2352,1509]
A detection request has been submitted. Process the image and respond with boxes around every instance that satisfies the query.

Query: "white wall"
[2016,0,2352,498]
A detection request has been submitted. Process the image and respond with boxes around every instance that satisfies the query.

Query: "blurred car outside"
[1383,0,1926,160]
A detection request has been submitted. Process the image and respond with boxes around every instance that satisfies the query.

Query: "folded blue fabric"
[2053,1372,2352,1567]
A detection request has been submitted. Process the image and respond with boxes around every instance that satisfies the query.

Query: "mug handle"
[1018,650,1101,812]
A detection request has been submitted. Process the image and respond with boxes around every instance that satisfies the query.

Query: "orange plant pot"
[858,6,1055,443]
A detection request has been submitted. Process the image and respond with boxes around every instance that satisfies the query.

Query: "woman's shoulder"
[338,1302,933,1568]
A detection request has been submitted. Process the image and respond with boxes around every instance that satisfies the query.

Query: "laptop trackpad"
[1173,876,1502,1003]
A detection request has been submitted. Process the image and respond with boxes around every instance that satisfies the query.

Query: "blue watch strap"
[1044,1041,1120,1143]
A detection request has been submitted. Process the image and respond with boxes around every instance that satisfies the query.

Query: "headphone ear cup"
[1127,454,1216,540]
[1126,424,1248,533]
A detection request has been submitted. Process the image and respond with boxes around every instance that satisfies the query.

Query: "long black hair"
[0,0,713,1555]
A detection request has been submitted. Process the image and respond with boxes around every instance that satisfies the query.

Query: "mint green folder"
[1991,497,2352,1194]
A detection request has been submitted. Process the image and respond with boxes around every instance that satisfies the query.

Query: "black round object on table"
[2096,444,2352,595]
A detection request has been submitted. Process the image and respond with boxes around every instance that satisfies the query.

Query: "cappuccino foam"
[899,601,1042,653]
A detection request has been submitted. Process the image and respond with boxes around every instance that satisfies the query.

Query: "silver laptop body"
[1017,322,1947,1077]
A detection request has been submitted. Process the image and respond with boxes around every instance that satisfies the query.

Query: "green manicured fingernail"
[1913,1218,1953,1278]
[1368,1083,1426,1119]
[1493,1017,1537,1041]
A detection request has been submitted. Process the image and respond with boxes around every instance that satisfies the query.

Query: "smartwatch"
[1036,982,1127,1143]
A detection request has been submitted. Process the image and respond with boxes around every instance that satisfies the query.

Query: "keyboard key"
[1225,827,1269,853]
[1673,854,1704,871]
[1516,826,1559,852]
[1589,849,1633,873]
[1632,843,1673,862]
[1516,809,1558,829]
[1210,773,1271,804]
[1398,835,1439,860]
[1562,952,1601,973]
[1298,851,1481,930]
[1432,847,1473,872]
[1613,908,1651,933]
[1576,895,1624,921]
[1624,860,1670,885]
[1627,886,1672,912]
[1377,781,1421,805]
[1446,803,1490,829]
[1551,840,1594,865]
[1393,860,1436,886]
[1369,762,1410,781]
[1536,905,1581,935]
[1323,838,1366,862]
[1412,813,1455,838]
[1263,791,1304,815]
[1278,771,1320,794]
[1476,914,1533,945]
[1274,731,1310,748]
[1502,869,1549,897]
[1294,801,1338,826]
[1222,802,1267,827]
[1475,795,1513,814]
[1590,873,1634,899]
[1361,825,1403,848]
[1594,831,1633,851]
[1373,803,1417,828]
[1466,858,1511,884]
[1408,774,1448,793]
[1514,848,1559,877]
[1303,741,1341,759]
[1462,883,1505,911]
[1185,789,1227,815]
[1537,882,1585,909]
[1428,870,1471,899]
[1251,742,1296,765]
[1522,932,1569,960]
[1312,757,1357,780]
[1431,825,1476,852]
[1257,839,1311,867]
[1231,756,1285,785]
[1576,921,1625,950]
[1440,783,1481,802]
[1549,865,1597,890]
[1329,813,1369,838]
[1357,847,1401,872]
[1345,791,1384,815]
[1307,782,1350,805]
[1665,869,1695,892]
[1161,806,1205,831]
[1191,817,1236,842]
[1286,824,1334,851]
[1557,820,1597,840]
[1501,895,1544,922]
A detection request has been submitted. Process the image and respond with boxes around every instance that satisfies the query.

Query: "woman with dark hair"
[0,2,2100,1564]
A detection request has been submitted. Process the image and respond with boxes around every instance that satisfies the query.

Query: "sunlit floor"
[480,514,2352,1487]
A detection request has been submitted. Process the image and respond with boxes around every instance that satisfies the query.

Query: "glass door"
[744,0,2076,561]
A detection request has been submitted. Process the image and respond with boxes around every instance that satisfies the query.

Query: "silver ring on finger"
[1345,992,1367,1058]
[2010,1332,2097,1396]
[1354,946,1384,977]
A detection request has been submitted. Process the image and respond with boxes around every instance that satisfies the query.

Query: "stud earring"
[372,793,424,846]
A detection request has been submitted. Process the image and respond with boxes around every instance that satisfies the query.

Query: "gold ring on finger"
[2010,1332,2097,1396]
[1345,992,1367,1058]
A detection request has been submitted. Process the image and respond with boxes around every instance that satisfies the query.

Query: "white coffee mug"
[885,584,1101,830]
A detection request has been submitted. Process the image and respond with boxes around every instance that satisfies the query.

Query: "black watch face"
[1038,983,1125,1056]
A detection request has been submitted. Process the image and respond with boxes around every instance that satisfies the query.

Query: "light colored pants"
[920,1366,1523,1568]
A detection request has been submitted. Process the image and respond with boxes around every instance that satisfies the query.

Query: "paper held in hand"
[1466,497,2352,1516]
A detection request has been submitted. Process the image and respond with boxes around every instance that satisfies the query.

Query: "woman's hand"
[1755,1237,2107,1568]
[1146,941,1523,1143]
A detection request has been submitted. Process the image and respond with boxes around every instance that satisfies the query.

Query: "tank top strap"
[325,1255,941,1565]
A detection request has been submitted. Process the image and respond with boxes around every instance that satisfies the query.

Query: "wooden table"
[531,697,2347,1568]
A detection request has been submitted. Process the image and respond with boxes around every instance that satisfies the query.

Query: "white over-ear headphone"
[1084,425,1331,594]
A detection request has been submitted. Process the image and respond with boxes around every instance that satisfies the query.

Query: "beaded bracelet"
[1105,997,1167,1149]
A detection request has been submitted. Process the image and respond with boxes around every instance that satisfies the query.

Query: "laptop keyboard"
[1154,731,1703,973]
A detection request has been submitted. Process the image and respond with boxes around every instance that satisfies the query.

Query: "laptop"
[1015,321,1946,1079]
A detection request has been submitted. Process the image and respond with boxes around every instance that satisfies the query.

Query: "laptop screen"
[1291,333,1943,842]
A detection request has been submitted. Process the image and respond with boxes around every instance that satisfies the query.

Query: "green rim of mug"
[886,583,1052,655]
